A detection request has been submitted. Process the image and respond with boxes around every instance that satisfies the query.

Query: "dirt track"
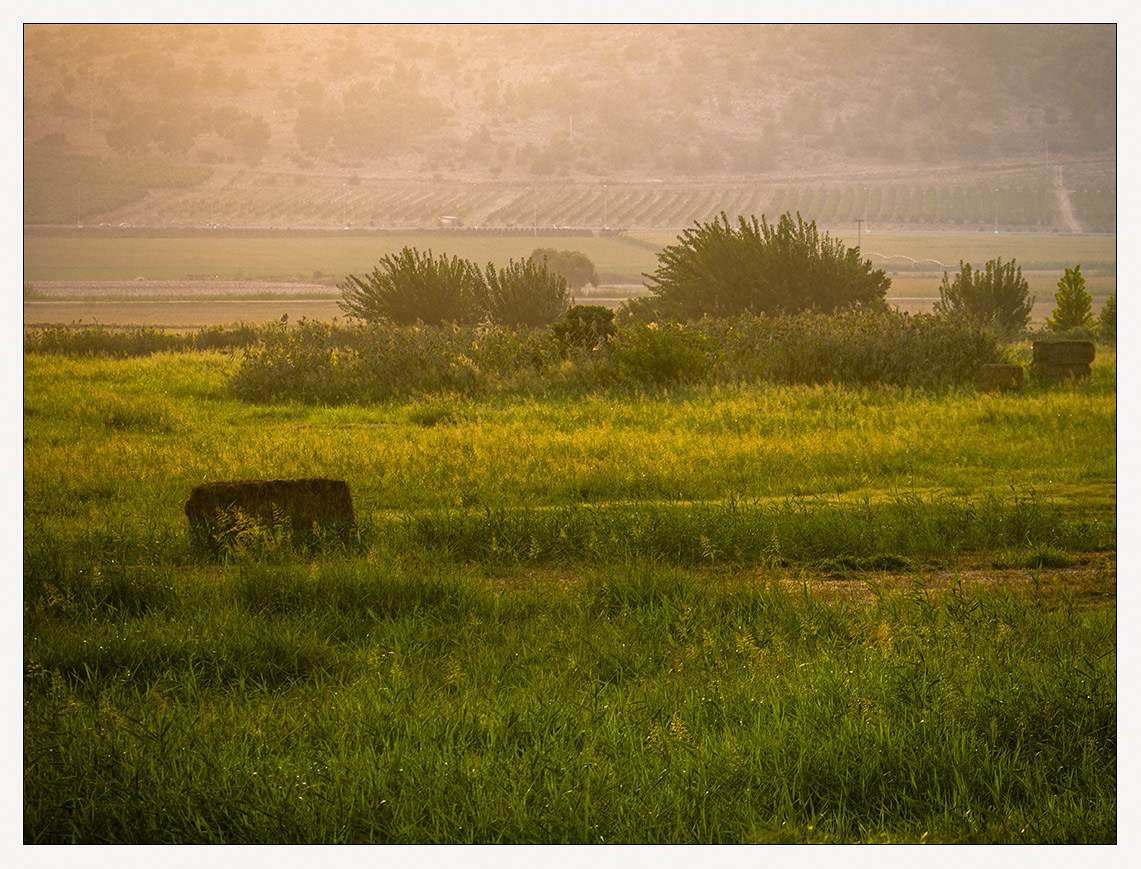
[25,280,334,298]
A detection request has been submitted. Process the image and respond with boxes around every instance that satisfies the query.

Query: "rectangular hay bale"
[1032,340,1096,366]
[981,363,1024,392]
[184,477,356,543]
[1032,362,1092,382]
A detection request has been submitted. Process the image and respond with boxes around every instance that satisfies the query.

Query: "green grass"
[24,554,1116,843]
[23,348,1116,843]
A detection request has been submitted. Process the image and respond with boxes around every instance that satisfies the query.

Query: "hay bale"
[1033,362,1092,382]
[1031,340,1095,382]
[1033,340,1096,366]
[981,363,1024,392]
[184,477,356,543]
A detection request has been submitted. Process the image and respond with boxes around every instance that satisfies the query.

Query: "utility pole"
[856,218,864,249]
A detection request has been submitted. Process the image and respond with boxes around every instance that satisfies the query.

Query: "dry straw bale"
[980,364,1024,392]
[1032,340,1096,366]
[1032,340,1094,382]
[184,477,356,542]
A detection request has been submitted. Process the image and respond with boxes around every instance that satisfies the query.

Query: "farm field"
[22,230,1117,328]
[25,152,1118,236]
[22,280,1111,329]
[23,344,1116,843]
[23,229,1117,284]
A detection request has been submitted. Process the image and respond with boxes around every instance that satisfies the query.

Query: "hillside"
[23,23,1117,231]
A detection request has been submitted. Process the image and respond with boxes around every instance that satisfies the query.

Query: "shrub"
[611,322,708,385]
[1098,293,1116,343]
[529,247,600,290]
[933,258,1034,334]
[1046,264,1094,332]
[227,319,560,405]
[338,247,488,326]
[703,308,1002,389]
[485,257,569,328]
[644,211,891,320]
[550,305,617,355]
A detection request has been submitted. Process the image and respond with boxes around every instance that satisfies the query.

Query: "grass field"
[21,230,1116,330]
[23,230,1117,285]
[23,343,1116,843]
[22,234,659,285]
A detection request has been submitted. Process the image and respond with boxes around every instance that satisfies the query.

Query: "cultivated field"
[22,230,1116,328]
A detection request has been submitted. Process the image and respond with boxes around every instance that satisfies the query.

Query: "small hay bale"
[981,364,1024,392]
[184,477,356,544]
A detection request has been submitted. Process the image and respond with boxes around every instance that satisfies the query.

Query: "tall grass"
[23,348,1116,843]
[24,556,1116,843]
[217,310,1006,404]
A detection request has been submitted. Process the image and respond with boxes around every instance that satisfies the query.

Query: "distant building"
[439,215,462,228]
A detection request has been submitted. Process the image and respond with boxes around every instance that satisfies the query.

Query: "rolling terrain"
[24,24,1116,233]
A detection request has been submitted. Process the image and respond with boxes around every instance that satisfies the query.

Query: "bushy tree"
[1098,292,1116,342]
[1046,264,1094,332]
[339,247,487,326]
[529,247,599,290]
[933,258,1033,333]
[644,211,890,320]
[485,257,569,327]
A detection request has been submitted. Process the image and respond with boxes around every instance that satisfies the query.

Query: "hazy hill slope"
[23,24,1116,229]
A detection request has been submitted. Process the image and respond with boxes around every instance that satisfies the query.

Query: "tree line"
[338,211,1114,341]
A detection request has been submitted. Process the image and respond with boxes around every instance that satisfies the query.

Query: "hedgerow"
[25,309,1006,401]
[222,308,1002,404]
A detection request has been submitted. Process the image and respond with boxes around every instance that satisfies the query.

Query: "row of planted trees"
[338,211,1114,340]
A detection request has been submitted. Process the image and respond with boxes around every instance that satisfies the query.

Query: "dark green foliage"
[1047,265,1094,332]
[934,258,1034,333]
[529,247,600,290]
[644,211,891,319]
[1098,293,1116,343]
[611,322,708,385]
[338,247,489,326]
[703,308,1002,389]
[550,305,617,355]
[485,257,569,327]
